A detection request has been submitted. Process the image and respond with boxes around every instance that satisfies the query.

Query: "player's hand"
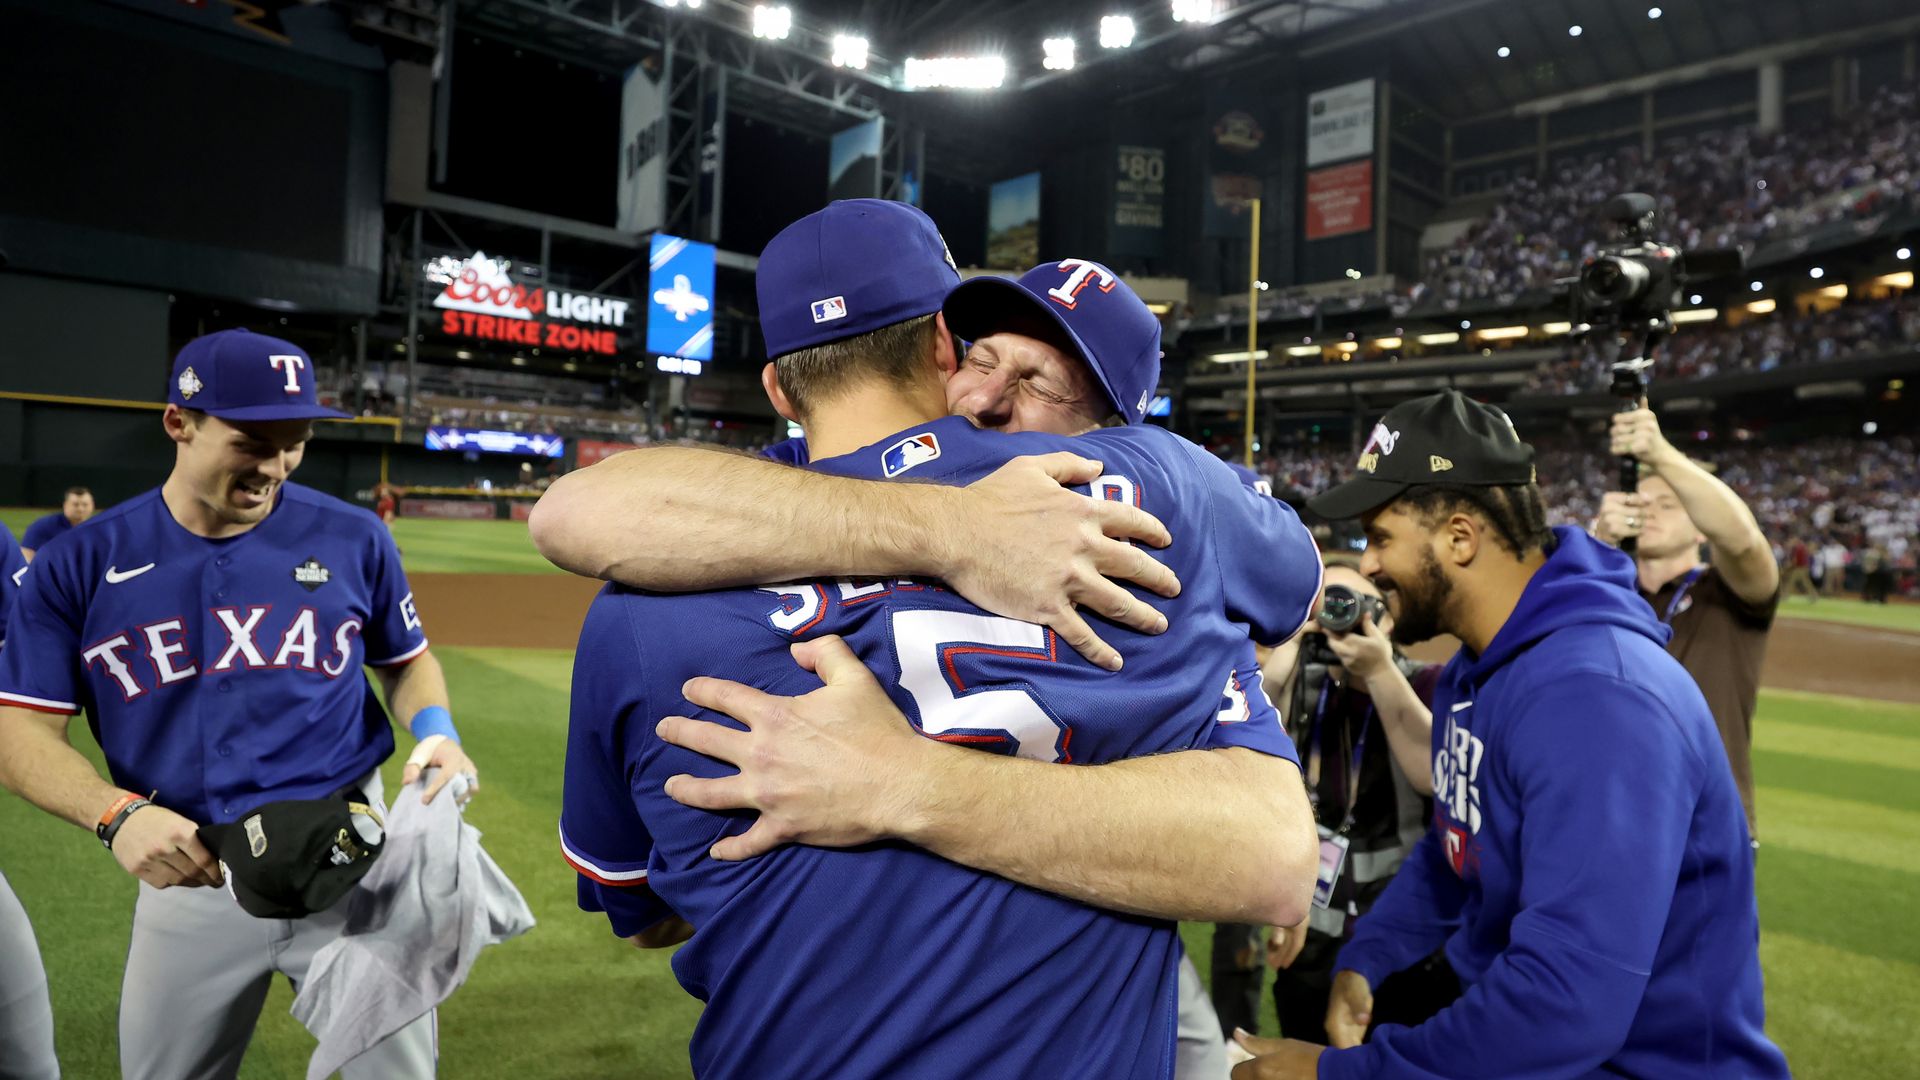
[1325,610,1393,685]
[1593,491,1646,548]
[404,734,480,805]
[1325,969,1374,1049]
[111,804,223,889]
[1228,1030,1326,1079]
[1267,919,1309,970]
[941,453,1180,672]
[661,635,929,860]
[1608,406,1680,469]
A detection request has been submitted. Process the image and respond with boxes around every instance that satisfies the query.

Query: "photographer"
[1594,404,1778,841]
[1253,555,1449,1044]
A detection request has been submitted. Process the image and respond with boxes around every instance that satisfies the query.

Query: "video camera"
[1300,584,1389,667]
[1564,194,1742,548]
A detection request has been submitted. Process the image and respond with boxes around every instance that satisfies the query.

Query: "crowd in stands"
[1253,433,1920,598]
[1525,292,1920,394]
[1426,80,1920,303]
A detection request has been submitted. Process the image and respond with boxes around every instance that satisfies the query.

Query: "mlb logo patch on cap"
[881,432,941,478]
[811,296,848,324]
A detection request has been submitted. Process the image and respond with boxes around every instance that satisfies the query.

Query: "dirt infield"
[413,573,1919,704]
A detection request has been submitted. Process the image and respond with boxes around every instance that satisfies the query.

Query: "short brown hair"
[64,486,92,499]
[773,314,940,419]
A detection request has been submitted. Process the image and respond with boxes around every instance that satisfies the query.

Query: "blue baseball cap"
[168,329,349,421]
[756,200,960,360]
[943,259,1162,424]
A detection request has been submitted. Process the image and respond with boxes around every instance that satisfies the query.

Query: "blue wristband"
[409,705,460,744]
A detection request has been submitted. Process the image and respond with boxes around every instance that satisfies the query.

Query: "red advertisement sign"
[1305,160,1373,240]
[400,498,495,521]
[577,439,646,467]
[424,251,633,356]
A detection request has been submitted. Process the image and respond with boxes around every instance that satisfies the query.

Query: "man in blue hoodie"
[1230,390,1788,1079]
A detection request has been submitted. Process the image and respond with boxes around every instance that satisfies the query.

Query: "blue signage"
[425,427,565,458]
[1147,394,1172,417]
[647,234,715,360]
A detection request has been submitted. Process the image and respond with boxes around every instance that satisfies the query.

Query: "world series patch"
[292,557,332,592]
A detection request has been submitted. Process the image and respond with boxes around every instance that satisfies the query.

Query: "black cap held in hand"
[1307,389,1536,522]
[196,793,385,919]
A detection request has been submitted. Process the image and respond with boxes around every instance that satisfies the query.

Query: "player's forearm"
[899,746,1317,925]
[0,708,127,831]
[528,445,952,588]
[1361,668,1434,795]
[381,651,450,731]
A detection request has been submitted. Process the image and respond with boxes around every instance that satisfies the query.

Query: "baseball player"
[559,202,1322,1078]
[0,329,477,1080]
[19,487,94,562]
[0,517,60,1080]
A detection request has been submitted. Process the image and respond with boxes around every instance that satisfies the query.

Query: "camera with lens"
[1566,193,1743,337]
[1300,584,1390,667]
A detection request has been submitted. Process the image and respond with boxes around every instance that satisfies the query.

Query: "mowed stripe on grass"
[3,663,1917,1078]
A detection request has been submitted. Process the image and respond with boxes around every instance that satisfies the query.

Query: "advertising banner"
[1205,87,1270,237]
[647,234,716,360]
[577,439,645,467]
[987,172,1041,269]
[1305,159,1374,239]
[400,498,496,521]
[1112,145,1166,258]
[424,427,566,458]
[425,251,633,356]
[828,117,885,201]
[618,61,667,233]
[1306,79,1376,167]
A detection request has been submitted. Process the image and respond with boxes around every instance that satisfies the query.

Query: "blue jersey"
[0,484,427,824]
[20,511,73,553]
[561,415,1320,1080]
[0,521,25,648]
[759,435,810,466]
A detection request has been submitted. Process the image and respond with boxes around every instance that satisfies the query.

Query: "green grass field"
[6,661,1918,1078]
[2,512,1917,1078]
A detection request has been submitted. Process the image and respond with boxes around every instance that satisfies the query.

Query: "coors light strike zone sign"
[430,252,634,355]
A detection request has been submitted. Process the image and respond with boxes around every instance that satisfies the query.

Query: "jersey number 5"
[890,609,1070,763]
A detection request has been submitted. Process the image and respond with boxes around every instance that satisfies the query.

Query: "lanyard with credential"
[1663,565,1706,624]
[1304,677,1374,835]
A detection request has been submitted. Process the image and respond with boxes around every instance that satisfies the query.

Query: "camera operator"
[1254,555,1450,1045]
[1593,404,1778,843]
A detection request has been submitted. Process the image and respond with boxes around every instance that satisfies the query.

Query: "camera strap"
[1305,677,1374,835]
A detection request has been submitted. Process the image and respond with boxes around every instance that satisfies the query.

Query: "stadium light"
[751,5,792,40]
[1255,280,1271,291]
[1749,280,1764,292]
[1042,37,1076,71]
[1287,345,1323,357]
[662,0,701,7]
[1496,46,1511,58]
[1568,24,1583,36]
[1209,349,1271,363]
[1459,319,1472,329]
[1689,293,1704,304]
[1373,336,1403,349]
[1809,266,1825,279]
[1171,0,1216,23]
[1875,271,1914,289]
[1417,331,1461,346]
[832,34,869,69]
[1864,421,1879,435]
[1815,284,1849,300]
[1746,298,1777,314]
[1476,325,1530,340]
[1099,15,1136,48]
[1898,246,1914,260]
[1539,322,1574,335]
[903,56,1008,89]
[1670,307,1720,324]
[1648,7,1663,18]
[1335,341,1359,353]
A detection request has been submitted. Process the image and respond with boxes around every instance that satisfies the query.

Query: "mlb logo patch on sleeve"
[881,432,941,478]
[811,296,848,324]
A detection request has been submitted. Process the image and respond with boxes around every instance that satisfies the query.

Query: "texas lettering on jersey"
[80,599,414,701]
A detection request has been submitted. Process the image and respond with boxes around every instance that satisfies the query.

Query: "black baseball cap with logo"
[1306,389,1537,521]
[197,791,385,919]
